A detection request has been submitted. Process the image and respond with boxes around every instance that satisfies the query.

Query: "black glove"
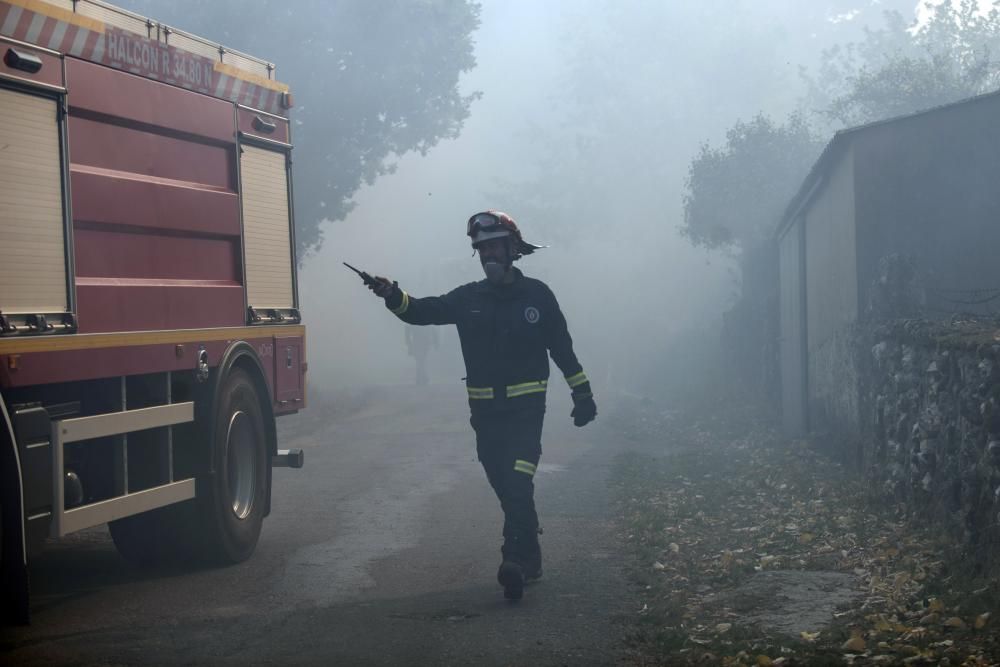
[571,389,597,427]
[368,277,396,299]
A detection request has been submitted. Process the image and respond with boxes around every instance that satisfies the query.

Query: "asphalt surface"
[0,385,631,666]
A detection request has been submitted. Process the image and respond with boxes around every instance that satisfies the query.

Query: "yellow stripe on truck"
[0,324,305,355]
[5,0,106,33]
[214,61,289,92]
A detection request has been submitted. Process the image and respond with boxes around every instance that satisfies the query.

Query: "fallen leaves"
[612,397,1000,666]
[842,636,867,653]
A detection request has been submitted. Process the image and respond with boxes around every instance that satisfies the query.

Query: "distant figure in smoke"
[405,325,438,385]
[362,210,597,600]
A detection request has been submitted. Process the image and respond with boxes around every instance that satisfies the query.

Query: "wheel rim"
[226,410,256,520]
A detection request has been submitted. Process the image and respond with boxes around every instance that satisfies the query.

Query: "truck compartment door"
[0,87,70,328]
[273,336,303,409]
[65,57,244,334]
[240,144,295,320]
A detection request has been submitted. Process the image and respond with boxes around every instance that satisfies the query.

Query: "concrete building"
[776,91,1000,437]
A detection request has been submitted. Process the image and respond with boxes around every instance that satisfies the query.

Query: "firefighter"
[365,210,597,600]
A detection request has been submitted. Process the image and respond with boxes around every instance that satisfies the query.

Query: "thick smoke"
[302,1,922,400]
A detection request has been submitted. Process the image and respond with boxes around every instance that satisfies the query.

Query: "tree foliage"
[825,52,991,126]
[120,0,481,260]
[814,0,1000,126]
[682,114,821,252]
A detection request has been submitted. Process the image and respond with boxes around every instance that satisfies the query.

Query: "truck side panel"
[0,326,306,415]
[65,57,244,333]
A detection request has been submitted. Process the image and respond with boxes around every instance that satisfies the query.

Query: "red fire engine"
[0,0,306,622]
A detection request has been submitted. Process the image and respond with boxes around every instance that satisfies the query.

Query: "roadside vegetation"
[610,400,1000,666]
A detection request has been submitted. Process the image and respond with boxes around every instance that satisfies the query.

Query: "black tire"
[200,368,269,564]
[1,463,30,625]
[109,509,158,566]
[111,368,269,568]
[109,505,186,567]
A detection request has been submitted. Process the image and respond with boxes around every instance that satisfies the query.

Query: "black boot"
[499,529,531,599]
[497,560,524,600]
[523,542,542,581]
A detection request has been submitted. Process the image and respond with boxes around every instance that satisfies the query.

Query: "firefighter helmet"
[466,210,543,258]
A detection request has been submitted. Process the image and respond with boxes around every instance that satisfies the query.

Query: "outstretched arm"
[369,278,462,326]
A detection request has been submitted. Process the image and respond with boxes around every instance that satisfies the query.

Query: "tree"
[825,52,992,126]
[681,113,821,252]
[810,0,1000,127]
[679,114,821,400]
[119,0,482,260]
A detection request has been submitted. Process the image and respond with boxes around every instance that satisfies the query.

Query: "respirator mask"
[482,260,507,284]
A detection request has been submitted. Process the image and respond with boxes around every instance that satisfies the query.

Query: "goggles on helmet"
[468,212,513,247]
[466,210,544,256]
[467,212,507,236]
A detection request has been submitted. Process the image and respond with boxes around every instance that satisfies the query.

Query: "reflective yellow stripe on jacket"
[505,380,547,398]
[565,371,588,388]
[391,291,410,315]
[466,380,549,400]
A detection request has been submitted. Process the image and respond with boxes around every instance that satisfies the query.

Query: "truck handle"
[251,115,277,134]
[4,48,43,74]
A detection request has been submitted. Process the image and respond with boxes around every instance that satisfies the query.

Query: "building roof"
[775,87,1000,240]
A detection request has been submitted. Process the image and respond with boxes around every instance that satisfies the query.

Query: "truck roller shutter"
[241,145,294,311]
[0,88,68,315]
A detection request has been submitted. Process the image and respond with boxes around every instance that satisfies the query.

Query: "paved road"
[1,385,631,665]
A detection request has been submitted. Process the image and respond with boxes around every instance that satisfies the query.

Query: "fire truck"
[0,0,306,622]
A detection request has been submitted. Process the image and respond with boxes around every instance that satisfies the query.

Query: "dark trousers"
[472,407,544,564]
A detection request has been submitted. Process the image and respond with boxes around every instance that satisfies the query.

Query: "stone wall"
[808,324,862,457]
[862,318,1000,573]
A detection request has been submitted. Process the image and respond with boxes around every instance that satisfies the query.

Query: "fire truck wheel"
[202,368,268,564]
[109,506,176,567]
[1,488,30,624]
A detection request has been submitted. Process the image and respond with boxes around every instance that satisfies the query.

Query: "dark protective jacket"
[385,268,590,413]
